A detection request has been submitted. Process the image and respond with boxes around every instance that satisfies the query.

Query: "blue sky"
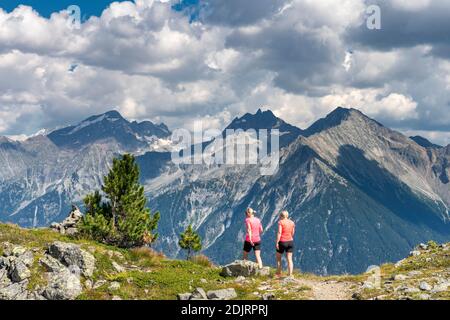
[1,0,129,18]
[1,0,197,18]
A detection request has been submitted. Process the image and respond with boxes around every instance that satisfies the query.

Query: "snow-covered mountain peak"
[47,110,171,151]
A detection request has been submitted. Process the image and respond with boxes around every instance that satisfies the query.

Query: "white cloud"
[320,89,418,121]
[0,0,448,146]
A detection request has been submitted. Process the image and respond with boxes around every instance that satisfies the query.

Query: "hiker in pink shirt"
[276,210,295,277]
[243,208,264,268]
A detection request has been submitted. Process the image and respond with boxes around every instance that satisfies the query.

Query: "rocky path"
[294,278,353,300]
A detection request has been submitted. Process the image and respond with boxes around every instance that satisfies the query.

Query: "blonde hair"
[280,210,289,219]
[246,208,255,217]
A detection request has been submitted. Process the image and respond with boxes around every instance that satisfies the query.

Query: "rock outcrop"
[48,242,95,277]
[50,206,83,235]
[220,260,270,277]
[0,241,96,300]
[206,288,238,300]
[177,287,238,301]
[353,242,450,300]
[43,268,83,300]
[0,243,38,300]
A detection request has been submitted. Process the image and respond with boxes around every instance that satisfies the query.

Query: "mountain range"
[0,107,449,275]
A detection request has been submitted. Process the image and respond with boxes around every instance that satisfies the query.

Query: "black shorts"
[277,241,294,254]
[243,241,261,252]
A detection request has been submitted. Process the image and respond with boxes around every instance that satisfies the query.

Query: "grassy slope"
[0,224,316,300]
[1,223,448,300]
[355,241,450,300]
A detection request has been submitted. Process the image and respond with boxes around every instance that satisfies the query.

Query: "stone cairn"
[50,205,83,235]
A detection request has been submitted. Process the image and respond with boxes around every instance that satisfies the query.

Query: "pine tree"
[79,154,160,248]
[178,225,202,260]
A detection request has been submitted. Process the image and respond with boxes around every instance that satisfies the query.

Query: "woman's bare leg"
[287,252,294,277]
[255,250,263,269]
[276,252,282,276]
[243,251,248,261]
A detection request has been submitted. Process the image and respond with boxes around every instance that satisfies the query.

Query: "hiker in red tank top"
[243,208,264,269]
[276,210,295,277]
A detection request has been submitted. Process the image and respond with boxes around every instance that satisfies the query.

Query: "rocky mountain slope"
[0,107,449,275]
[0,223,448,300]
[0,111,171,227]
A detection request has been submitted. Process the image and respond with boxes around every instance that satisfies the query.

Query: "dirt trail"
[294,278,354,300]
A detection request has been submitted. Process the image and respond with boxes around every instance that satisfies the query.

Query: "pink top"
[245,217,262,243]
[279,219,295,242]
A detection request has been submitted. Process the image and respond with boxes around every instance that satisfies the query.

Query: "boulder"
[39,255,66,273]
[419,282,432,291]
[43,269,82,300]
[206,288,237,300]
[16,250,34,267]
[9,260,31,283]
[0,281,28,300]
[48,242,95,277]
[191,287,208,300]
[220,260,270,277]
[1,243,32,264]
[177,293,192,300]
[11,246,27,257]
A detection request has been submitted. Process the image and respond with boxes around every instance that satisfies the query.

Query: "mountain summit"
[47,110,170,150]
[302,107,383,137]
[225,108,303,147]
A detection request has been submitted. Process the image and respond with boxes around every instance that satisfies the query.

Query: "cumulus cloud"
[0,0,448,146]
